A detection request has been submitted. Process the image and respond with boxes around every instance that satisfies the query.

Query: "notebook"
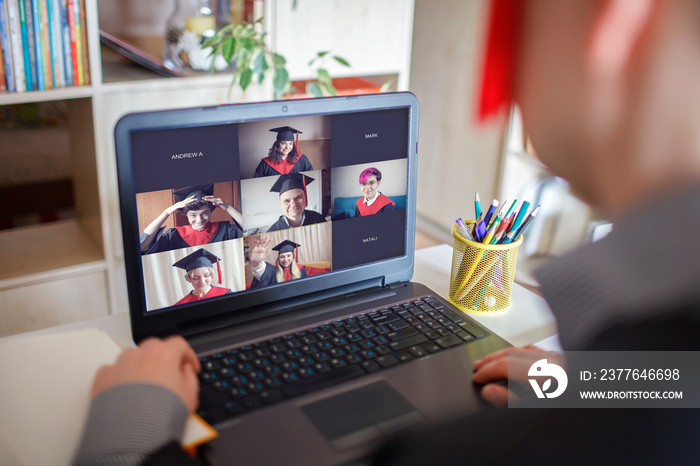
[114,92,510,465]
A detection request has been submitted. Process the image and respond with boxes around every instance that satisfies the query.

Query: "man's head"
[359,167,382,201]
[279,188,307,224]
[487,0,700,217]
[184,204,212,231]
[270,173,315,225]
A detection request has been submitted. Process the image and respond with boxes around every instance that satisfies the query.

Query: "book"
[48,0,64,87]
[6,0,25,92]
[72,0,82,85]
[59,0,71,86]
[17,0,36,90]
[15,0,31,90]
[0,0,14,92]
[66,0,77,85]
[0,29,5,91]
[0,328,218,465]
[30,0,44,90]
[38,0,52,88]
[78,0,86,84]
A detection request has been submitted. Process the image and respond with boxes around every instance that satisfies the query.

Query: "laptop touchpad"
[300,381,424,450]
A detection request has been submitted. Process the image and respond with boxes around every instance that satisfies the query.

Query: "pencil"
[474,191,482,220]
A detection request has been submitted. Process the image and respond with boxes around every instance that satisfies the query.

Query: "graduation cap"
[270,173,314,199]
[173,184,215,208]
[269,126,302,142]
[272,239,300,262]
[172,248,222,284]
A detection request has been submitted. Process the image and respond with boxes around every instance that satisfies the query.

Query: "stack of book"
[0,0,90,93]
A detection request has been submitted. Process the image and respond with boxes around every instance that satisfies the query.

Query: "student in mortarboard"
[267,173,326,232]
[248,236,330,289]
[172,249,232,305]
[253,126,313,178]
[354,167,396,217]
[140,184,243,255]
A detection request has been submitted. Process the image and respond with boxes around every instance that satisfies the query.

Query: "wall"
[409,0,505,240]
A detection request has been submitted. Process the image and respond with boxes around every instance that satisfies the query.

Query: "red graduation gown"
[355,193,396,216]
[175,286,231,305]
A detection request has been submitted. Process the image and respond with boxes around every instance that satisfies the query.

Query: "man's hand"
[250,235,273,267]
[203,195,228,210]
[473,345,545,407]
[91,336,201,413]
[166,195,196,216]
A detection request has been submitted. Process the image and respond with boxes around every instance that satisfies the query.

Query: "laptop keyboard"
[196,295,487,425]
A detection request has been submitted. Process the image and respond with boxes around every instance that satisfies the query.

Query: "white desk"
[0,244,556,466]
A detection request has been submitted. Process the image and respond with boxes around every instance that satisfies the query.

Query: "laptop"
[114,92,510,465]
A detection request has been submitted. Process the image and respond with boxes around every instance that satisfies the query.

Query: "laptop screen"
[124,101,412,314]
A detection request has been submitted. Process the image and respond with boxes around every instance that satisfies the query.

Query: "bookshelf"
[0,0,415,337]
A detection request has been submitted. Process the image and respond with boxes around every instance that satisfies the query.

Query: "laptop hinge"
[387,281,408,291]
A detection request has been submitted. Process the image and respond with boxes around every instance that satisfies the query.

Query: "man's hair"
[359,167,382,184]
[181,199,213,214]
[268,140,300,164]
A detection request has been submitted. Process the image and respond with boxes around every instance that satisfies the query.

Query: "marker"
[474,191,482,221]
[475,220,488,242]
[456,218,475,241]
[508,200,530,234]
[482,200,499,227]
[512,205,540,242]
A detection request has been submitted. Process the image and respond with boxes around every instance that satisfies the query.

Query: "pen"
[474,191,482,220]
[456,218,475,241]
[512,205,540,242]
[508,200,530,234]
[482,200,499,227]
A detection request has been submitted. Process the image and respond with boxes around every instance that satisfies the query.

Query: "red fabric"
[175,286,230,305]
[262,156,296,175]
[175,221,219,247]
[478,0,526,122]
[301,265,330,276]
[356,194,395,216]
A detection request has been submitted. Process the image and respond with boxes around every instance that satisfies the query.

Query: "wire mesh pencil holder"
[448,223,522,314]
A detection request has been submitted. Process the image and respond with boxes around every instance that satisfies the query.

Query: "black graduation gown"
[266,209,326,232]
[140,221,243,255]
[249,262,309,289]
[253,154,313,178]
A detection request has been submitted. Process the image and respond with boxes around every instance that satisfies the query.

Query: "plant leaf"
[317,68,332,86]
[379,78,394,93]
[306,82,324,98]
[236,48,249,69]
[273,53,286,66]
[221,36,237,63]
[317,50,330,58]
[240,68,253,91]
[252,51,268,73]
[273,67,290,97]
[333,55,351,67]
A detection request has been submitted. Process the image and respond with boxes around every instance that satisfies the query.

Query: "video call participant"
[267,173,326,232]
[140,184,243,254]
[354,167,396,217]
[248,237,330,288]
[254,126,313,177]
[172,249,232,305]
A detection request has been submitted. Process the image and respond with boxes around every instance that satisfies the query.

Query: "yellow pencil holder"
[448,223,522,314]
